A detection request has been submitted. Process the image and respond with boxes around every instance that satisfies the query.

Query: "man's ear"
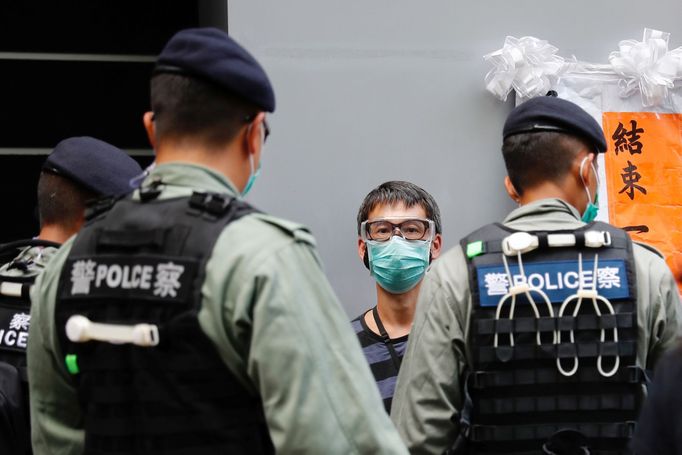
[504,176,521,203]
[143,111,156,149]
[430,233,443,261]
[358,238,371,270]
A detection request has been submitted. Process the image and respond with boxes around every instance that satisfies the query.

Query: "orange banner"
[602,112,682,292]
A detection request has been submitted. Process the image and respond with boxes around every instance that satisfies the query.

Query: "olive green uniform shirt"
[0,245,59,279]
[391,198,681,455]
[28,163,408,455]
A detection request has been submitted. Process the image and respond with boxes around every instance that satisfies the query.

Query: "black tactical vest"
[55,191,275,455]
[0,239,59,455]
[458,222,640,455]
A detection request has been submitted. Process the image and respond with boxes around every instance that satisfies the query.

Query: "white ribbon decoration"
[484,36,566,101]
[609,28,682,107]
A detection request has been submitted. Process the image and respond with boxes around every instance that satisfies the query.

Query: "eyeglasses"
[244,115,270,143]
[361,217,435,242]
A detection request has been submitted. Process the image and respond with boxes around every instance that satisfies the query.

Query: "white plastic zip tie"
[556,254,620,377]
[66,315,160,347]
[495,252,556,350]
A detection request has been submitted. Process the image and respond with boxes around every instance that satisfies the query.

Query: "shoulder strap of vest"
[84,195,125,222]
[633,241,664,258]
[0,239,61,256]
[459,223,512,259]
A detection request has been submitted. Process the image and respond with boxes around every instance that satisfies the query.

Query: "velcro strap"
[470,365,643,389]
[478,313,635,336]
[477,317,557,335]
[87,411,265,436]
[476,341,635,363]
[98,229,166,248]
[478,393,637,415]
[470,421,636,442]
[557,313,635,331]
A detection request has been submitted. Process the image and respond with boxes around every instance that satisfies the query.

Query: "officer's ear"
[577,152,597,186]
[143,111,156,149]
[504,176,521,204]
[244,112,266,158]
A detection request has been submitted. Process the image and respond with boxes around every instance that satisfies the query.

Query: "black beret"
[503,96,607,153]
[43,137,143,196]
[154,27,275,112]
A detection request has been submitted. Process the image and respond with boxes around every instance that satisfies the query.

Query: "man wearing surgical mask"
[352,181,442,412]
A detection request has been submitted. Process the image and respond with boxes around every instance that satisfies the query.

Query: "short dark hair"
[37,172,96,230]
[502,131,591,195]
[150,73,260,147]
[356,181,442,235]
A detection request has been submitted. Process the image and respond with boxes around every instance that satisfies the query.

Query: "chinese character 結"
[612,120,644,155]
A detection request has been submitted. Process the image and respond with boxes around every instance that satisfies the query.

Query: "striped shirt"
[351,312,409,412]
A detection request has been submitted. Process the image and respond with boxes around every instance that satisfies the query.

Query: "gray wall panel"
[228,1,682,316]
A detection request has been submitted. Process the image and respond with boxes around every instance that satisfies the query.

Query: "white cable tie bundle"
[609,28,682,107]
[484,36,567,101]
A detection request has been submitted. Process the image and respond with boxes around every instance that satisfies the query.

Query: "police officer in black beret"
[28,28,407,454]
[391,94,681,454]
[0,136,141,455]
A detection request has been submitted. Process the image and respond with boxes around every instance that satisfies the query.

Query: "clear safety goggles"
[360,217,435,243]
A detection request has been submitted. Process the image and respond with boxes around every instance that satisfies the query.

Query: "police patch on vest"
[62,256,198,302]
[0,306,30,352]
[476,259,630,307]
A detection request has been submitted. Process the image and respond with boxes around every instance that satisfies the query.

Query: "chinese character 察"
[597,267,621,289]
[153,262,185,298]
[9,313,30,331]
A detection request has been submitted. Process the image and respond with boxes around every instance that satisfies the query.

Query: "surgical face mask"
[241,122,266,198]
[241,154,261,197]
[367,236,431,294]
[579,156,600,223]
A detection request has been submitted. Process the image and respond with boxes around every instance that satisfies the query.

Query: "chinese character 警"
[71,260,97,295]
[484,272,509,296]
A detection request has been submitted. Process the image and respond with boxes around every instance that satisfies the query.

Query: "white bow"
[484,36,567,101]
[609,28,682,107]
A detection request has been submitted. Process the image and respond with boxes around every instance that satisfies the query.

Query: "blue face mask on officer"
[579,155,600,223]
[362,217,435,294]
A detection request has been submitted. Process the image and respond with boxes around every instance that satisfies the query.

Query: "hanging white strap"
[66,315,159,347]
